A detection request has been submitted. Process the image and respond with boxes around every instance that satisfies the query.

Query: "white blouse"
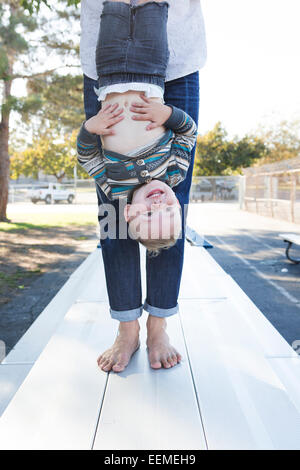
[80,0,207,83]
[94,82,164,102]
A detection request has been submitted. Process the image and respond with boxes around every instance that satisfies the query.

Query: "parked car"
[28,183,75,204]
[190,178,213,202]
[215,178,237,200]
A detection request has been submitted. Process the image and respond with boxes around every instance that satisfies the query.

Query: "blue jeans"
[83,71,199,321]
[96,1,169,90]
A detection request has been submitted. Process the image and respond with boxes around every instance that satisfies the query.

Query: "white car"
[28,183,75,204]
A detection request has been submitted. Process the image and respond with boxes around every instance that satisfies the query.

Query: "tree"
[194,122,267,176]
[10,127,89,181]
[28,73,84,132]
[254,119,300,165]
[0,0,80,221]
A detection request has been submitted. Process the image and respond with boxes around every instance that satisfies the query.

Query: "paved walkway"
[187,203,300,348]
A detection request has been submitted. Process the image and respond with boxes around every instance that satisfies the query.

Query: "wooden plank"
[74,260,108,303]
[180,244,229,299]
[267,358,300,414]
[93,314,207,450]
[183,243,297,357]
[220,274,298,358]
[180,299,300,449]
[0,302,117,450]
[140,242,229,301]
[180,270,230,300]
[3,249,99,365]
[0,364,33,416]
[184,243,227,275]
[140,241,228,302]
[68,247,100,280]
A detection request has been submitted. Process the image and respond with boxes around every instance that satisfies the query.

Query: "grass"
[0,208,97,304]
[0,211,98,232]
[0,222,50,232]
[0,269,42,290]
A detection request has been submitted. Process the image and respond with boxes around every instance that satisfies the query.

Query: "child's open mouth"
[146,189,164,199]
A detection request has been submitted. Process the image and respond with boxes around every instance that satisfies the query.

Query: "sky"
[199,0,300,138]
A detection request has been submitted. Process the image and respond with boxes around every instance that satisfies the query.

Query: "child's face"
[124,180,182,241]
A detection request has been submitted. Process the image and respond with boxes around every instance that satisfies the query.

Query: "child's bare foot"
[97,320,140,372]
[146,315,182,369]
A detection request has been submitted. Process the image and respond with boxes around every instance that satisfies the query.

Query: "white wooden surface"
[0,302,117,450]
[179,297,300,450]
[75,253,108,303]
[0,248,101,417]
[3,248,101,365]
[219,274,298,358]
[267,358,300,413]
[0,239,299,450]
[0,364,33,416]
[93,315,206,450]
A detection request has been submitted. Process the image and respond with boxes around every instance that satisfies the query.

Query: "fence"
[242,168,300,224]
[8,171,300,224]
[8,180,97,205]
[190,176,240,203]
[8,176,242,205]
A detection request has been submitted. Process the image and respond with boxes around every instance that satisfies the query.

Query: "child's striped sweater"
[77,105,197,201]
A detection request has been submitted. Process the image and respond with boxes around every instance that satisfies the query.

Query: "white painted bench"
[0,230,299,450]
[279,233,300,264]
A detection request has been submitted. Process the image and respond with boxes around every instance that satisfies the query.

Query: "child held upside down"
[77,0,198,256]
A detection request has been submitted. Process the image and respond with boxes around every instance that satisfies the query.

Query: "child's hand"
[84,103,124,136]
[130,94,172,131]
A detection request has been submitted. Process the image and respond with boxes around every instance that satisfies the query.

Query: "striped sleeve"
[164,105,197,151]
[76,122,106,180]
[164,105,198,181]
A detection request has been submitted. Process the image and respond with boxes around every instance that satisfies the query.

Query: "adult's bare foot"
[146,315,182,369]
[97,320,140,373]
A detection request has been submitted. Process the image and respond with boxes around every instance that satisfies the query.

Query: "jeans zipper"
[129,6,136,40]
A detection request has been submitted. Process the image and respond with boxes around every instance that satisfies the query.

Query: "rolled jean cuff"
[143,301,179,318]
[110,305,143,322]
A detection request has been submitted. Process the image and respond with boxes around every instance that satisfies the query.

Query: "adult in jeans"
[80,0,207,372]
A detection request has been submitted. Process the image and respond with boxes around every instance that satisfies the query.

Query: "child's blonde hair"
[138,235,179,257]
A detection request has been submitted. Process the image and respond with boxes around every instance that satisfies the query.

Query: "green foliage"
[0,5,37,55]
[19,0,50,14]
[0,0,82,125]
[27,73,84,131]
[0,0,82,221]
[19,0,80,14]
[254,119,300,165]
[2,93,42,118]
[10,127,89,181]
[194,122,268,176]
[0,4,38,86]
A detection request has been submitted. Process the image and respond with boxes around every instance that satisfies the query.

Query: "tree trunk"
[0,76,12,222]
[57,173,65,183]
